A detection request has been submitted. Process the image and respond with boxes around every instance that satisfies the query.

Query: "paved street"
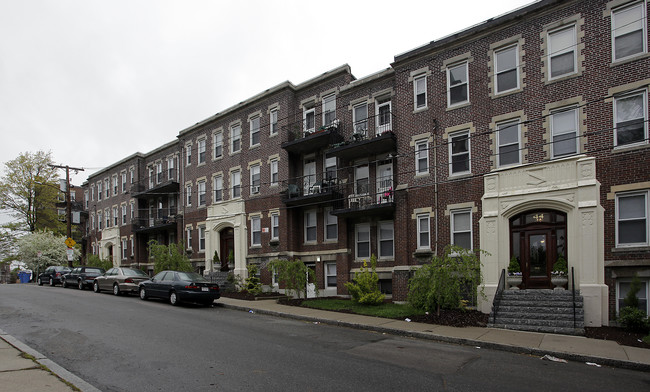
[1,284,649,392]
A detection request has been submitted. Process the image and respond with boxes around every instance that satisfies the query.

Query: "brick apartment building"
[83,0,649,327]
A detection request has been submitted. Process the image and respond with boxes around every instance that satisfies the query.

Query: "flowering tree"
[17,230,79,272]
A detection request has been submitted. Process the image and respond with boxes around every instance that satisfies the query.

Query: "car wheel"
[169,291,179,306]
[37,277,43,286]
[112,284,121,296]
[49,277,55,286]
[93,281,100,293]
[62,279,68,288]
[139,287,148,300]
[78,280,84,290]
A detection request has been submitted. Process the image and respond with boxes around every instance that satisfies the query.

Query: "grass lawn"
[300,298,425,319]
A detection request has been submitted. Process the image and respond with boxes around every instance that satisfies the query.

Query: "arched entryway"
[510,210,567,289]
[219,227,234,271]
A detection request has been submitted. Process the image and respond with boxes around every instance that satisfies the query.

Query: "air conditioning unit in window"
[251,186,260,194]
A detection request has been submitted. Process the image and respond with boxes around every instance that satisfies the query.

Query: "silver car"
[93,267,150,296]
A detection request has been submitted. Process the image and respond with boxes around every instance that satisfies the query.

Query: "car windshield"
[86,268,102,274]
[123,268,148,277]
[176,272,208,282]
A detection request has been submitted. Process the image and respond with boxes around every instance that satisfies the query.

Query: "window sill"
[249,245,262,249]
[412,106,428,114]
[414,172,430,178]
[492,88,523,99]
[610,52,650,67]
[449,172,473,180]
[446,101,470,111]
[212,156,223,161]
[269,132,278,138]
[544,72,581,85]
[303,241,318,246]
[611,246,650,253]
[249,144,261,150]
[612,143,649,154]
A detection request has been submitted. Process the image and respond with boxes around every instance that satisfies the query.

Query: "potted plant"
[507,256,522,289]
[551,256,568,289]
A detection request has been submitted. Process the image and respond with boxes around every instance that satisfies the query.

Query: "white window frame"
[304,210,317,243]
[616,190,649,247]
[199,225,206,251]
[185,184,192,206]
[612,1,647,62]
[185,144,192,166]
[449,130,471,176]
[378,220,394,259]
[213,175,223,202]
[270,109,278,135]
[616,279,649,315]
[548,24,577,80]
[353,103,368,136]
[167,157,176,180]
[250,164,261,195]
[270,159,279,186]
[495,44,519,94]
[97,182,102,201]
[355,223,370,260]
[325,262,337,288]
[417,213,430,250]
[451,209,473,250]
[231,170,241,199]
[447,62,469,107]
[614,90,648,147]
[376,99,392,134]
[497,120,521,167]
[198,180,206,206]
[251,217,261,247]
[197,138,206,164]
[97,211,103,230]
[325,207,338,241]
[112,175,118,196]
[130,237,134,256]
[113,207,118,226]
[550,107,578,158]
[105,179,110,198]
[213,131,223,159]
[271,213,279,240]
[121,238,128,260]
[130,201,135,220]
[303,107,315,133]
[121,205,127,225]
[105,209,110,228]
[121,172,127,193]
[322,94,336,126]
[230,124,241,153]
[250,116,261,147]
[186,227,193,250]
[414,75,427,110]
[415,140,429,175]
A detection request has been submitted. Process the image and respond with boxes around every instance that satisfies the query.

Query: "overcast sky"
[1,0,533,189]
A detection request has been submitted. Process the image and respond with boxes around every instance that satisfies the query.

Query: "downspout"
[433,120,439,256]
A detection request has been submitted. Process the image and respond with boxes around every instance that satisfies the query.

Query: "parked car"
[93,267,149,296]
[138,270,220,306]
[37,266,71,286]
[62,267,106,290]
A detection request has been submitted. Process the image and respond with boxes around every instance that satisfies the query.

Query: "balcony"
[281,118,344,155]
[332,176,395,218]
[132,208,179,233]
[131,170,180,198]
[282,173,341,207]
[326,112,396,160]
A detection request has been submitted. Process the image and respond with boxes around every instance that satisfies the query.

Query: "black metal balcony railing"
[132,207,178,232]
[131,170,180,195]
[348,111,394,141]
[283,172,340,199]
[332,176,395,215]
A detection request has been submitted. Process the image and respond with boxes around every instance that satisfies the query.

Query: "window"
[616,191,649,247]
[167,157,176,180]
[495,45,519,93]
[213,175,223,202]
[612,2,647,61]
[213,132,223,159]
[355,165,369,194]
[497,120,521,166]
[112,176,118,195]
[121,205,127,225]
[198,180,206,206]
[356,224,370,259]
[250,164,260,195]
[113,207,118,226]
[130,201,135,220]
[548,25,576,79]
[415,140,429,175]
[325,157,337,183]
[322,94,336,126]
[148,167,154,188]
[449,130,470,175]
[617,279,648,314]
[378,221,394,259]
[198,138,206,164]
[105,179,110,198]
[91,185,95,202]
[121,172,127,193]
[185,184,192,206]
[91,213,95,231]
[325,263,337,288]
[417,214,430,249]
[325,207,337,241]
[251,217,261,246]
[105,209,110,228]
[84,191,89,209]
[186,227,193,249]
[199,225,206,251]
[129,168,135,185]
[271,213,279,240]
[451,209,472,250]
[122,238,128,260]
[447,62,468,106]
[250,116,260,147]
[304,107,315,133]
[156,162,163,183]
[97,182,102,201]
[231,170,241,198]
[353,103,368,135]
[305,210,317,243]
[230,124,241,153]
[185,144,192,166]
[130,237,134,256]
[270,109,278,135]
[551,108,578,157]
[414,75,427,109]
[377,99,392,134]
[615,91,647,146]
[270,159,279,186]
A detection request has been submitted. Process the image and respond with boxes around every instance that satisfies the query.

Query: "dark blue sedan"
[138,270,220,306]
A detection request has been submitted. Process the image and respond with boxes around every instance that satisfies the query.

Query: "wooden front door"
[522,230,554,288]
[219,228,234,272]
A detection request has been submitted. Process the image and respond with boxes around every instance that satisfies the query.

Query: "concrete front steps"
[488,289,585,336]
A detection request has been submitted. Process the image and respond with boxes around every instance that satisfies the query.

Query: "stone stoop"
[488,289,585,336]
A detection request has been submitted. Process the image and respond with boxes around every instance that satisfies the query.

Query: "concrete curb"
[0,328,101,392]
[217,302,650,372]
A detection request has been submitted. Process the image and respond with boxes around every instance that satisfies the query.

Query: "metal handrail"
[492,268,506,324]
[571,266,576,329]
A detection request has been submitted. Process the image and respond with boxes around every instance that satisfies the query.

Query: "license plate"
[202,287,209,292]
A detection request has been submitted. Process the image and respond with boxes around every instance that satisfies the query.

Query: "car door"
[101,268,116,290]
[148,271,167,298]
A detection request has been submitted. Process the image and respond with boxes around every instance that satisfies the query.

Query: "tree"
[85,254,113,271]
[148,240,193,274]
[0,151,63,233]
[345,254,385,305]
[408,245,487,316]
[268,258,317,299]
[17,230,79,273]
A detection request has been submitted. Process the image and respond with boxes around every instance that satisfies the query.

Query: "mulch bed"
[225,293,649,348]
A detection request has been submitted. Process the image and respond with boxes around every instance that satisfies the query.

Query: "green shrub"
[552,256,568,275]
[148,240,193,274]
[507,256,520,274]
[243,264,262,295]
[624,275,642,309]
[344,254,385,305]
[268,258,317,299]
[618,306,650,333]
[86,254,113,271]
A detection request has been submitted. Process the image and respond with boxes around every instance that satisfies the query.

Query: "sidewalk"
[218,297,650,372]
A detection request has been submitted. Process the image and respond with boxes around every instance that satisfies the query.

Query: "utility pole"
[49,164,84,266]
